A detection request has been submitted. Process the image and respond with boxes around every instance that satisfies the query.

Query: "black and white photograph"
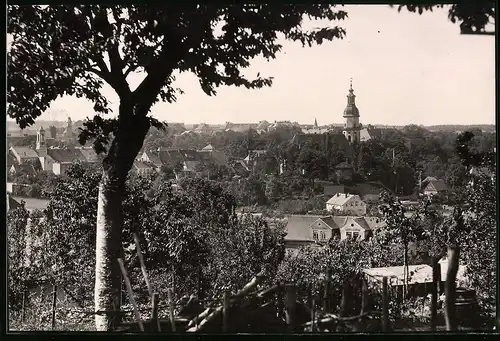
[6,3,497,333]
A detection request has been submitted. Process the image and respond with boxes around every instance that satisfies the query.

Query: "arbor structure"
[8,5,348,330]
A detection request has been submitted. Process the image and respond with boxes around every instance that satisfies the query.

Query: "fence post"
[340,280,349,317]
[307,283,312,311]
[276,282,284,320]
[431,259,441,331]
[51,284,57,330]
[223,290,230,332]
[382,277,389,332]
[167,288,176,332]
[21,291,26,323]
[310,299,316,333]
[133,233,153,299]
[361,277,369,314]
[118,258,144,332]
[151,292,161,332]
[444,246,460,331]
[285,284,297,332]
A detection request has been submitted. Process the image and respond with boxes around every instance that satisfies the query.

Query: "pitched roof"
[422,176,438,183]
[284,215,325,241]
[10,146,39,159]
[285,214,383,241]
[143,151,162,165]
[202,144,214,151]
[326,193,358,206]
[76,147,100,163]
[425,179,448,192]
[335,162,353,170]
[10,163,37,176]
[324,185,346,196]
[133,161,154,170]
[47,148,87,163]
[351,217,371,230]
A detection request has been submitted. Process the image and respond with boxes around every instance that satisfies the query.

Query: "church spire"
[314,118,318,127]
[349,77,353,91]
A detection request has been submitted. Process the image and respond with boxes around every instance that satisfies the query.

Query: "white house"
[326,193,366,216]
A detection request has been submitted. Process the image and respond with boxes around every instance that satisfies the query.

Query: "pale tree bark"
[94,171,126,330]
[94,106,151,331]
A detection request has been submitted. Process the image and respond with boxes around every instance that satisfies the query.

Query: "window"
[346,232,353,239]
[353,231,360,239]
[355,201,358,206]
[320,232,326,240]
[313,231,318,241]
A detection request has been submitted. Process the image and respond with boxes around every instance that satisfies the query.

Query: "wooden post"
[118,258,144,332]
[361,277,369,314]
[382,277,389,332]
[51,284,57,330]
[431,259,441,331]
[339,280,349,317]
[310,299,316,333]
[151,292,161,332]
[444,246,460,331]
[223,290,230,332]
[276,282,284,321]
[133,233,153,298]
[167,288,176,332]
[285,284,296,332]
[21,291,26,323]
[307,283,312,311]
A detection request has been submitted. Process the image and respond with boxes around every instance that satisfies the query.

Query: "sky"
[8,5,496,126]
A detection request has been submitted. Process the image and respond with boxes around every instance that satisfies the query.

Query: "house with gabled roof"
[326,193,366,216]
[9,163,38,178]
[75,147,101,163]
[46,148,87,176]
[132,161,156,176]
[423,179,448,197]
[139,150,163,169]
[9,146,40,165]
[284,214,386,249]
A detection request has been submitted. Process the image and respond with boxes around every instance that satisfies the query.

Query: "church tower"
[36,126,47,156]
[342,78,361,143]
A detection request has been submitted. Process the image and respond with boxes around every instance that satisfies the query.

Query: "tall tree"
[8,5,348,330]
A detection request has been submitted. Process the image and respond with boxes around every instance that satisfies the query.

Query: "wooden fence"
[19,241,470,332]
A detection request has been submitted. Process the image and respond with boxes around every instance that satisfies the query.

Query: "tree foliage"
[393,2,495,34]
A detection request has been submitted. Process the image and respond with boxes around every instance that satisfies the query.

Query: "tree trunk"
[94,171,126,331]
[94,105,151,331]
[444,246,460,331]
